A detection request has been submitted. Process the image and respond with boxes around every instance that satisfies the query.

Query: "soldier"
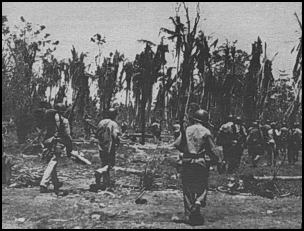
[170,109,223,226]
[217,115,234,173]
[279,122,289,159]
[94,108,121,190]
[230,117,247,172]
[39,103,73,194]
[121,121,128,135]
[246,121,264,167]
[172,123,181,140]
[287,122,302,164]
[151,119,161,143]
[63,104,74,137]
[266,122,280,166]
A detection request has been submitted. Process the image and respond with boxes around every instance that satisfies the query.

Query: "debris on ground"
[135,198,148,204]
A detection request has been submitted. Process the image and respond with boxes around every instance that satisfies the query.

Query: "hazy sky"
[3,2,302,75]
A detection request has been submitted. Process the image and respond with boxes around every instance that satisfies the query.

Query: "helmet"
[270,122,276,128]
[107,108,117,120]
[54,103,66,113]
[227,114,234,122]
[192,109,209,124]
[235,116,242,123]
[173,124,180,133]
[252,122,258,127]
[293,122,300,128]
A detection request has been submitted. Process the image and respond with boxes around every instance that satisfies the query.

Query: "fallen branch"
[95,165,144,176]
[71,150,92,165]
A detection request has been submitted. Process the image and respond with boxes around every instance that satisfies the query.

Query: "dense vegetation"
[2,4,302,144]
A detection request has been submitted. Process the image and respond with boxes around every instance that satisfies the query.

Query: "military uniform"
[95,118,120,187]
[246,124,264,167]
[151,121,161,142]
[217,122,233,171]
[266,124,280,166]
[279,126,289,158]
[287,126,302,164]
[40,110,72,192]
[230,120,247,172]
[173,118,221,225]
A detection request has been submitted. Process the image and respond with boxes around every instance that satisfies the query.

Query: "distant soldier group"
[217,116,302,171]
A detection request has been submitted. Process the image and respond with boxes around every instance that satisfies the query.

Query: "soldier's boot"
[54,182,64,193]
[40,185,51,193]
[188,206,204,226]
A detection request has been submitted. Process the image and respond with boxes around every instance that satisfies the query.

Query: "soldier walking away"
[94,108,121,190]
[217,114,234,173]
[246,121,264,167]
[172,123,181,140]
[39,103,73,195]
[230,117,247,173]
[171,109,223,226]
[287,122,302,165]
[279,122,289,160]
[151,119,161,143]
[266,122,280,167]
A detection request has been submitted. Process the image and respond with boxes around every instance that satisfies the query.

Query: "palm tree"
[285,13,302,124]
[161,2,201,124]
[243,37,263,122]
[66,46,88,119]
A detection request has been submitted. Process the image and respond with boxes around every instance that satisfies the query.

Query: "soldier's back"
[186,124,211,155]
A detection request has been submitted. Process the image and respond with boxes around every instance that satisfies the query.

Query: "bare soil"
[2,135,302,229]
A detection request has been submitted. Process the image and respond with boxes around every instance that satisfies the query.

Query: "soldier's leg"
[61,134,73,157]
[294,145,299,162]
[182,184,195,219]
[40,154,58,188]
[287,146,294,164]
[95,150,107,186]
[233,145,242,171]
[266,145,272,166]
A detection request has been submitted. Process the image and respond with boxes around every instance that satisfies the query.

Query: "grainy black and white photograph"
[2,2,302,229]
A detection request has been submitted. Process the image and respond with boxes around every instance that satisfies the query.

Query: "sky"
[2,2,302,103]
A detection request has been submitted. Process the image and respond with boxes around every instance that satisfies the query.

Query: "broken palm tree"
[285,12,302,125]
[2,153,14,185]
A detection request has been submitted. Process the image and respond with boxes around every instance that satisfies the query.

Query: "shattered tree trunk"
[2,154,13,185]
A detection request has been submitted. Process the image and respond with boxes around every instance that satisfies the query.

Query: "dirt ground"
[2,137,302,229]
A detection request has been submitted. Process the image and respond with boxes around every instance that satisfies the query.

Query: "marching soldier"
[230,117,247,172]
[246,121,264,167]
[170,109,223,226]
[39,103,73,194]
[266,122,280,166]
[287,122,302,164]
[279,122,289,158]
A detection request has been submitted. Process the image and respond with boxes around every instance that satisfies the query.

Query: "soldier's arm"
[206,133,222,163]
[60,119,73,155]
[54,113,61,135]
[158,134,181,150]
[112,123,121,146]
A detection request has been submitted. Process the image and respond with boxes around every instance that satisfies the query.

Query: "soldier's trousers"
[248,144,263,166]
[266,143,278,166]
[96,148,116,187]
[40,151,60,188]
[181,163,209,218]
